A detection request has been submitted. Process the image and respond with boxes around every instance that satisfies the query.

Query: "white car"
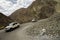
[32,18,37,22]
[5,22,20,32]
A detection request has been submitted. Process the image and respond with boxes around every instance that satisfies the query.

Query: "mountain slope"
[10,0,57,23]
[0,13,13,29]
[26,12,60,36]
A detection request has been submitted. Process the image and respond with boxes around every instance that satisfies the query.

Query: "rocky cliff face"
[0,13,13,29]
[10,0,57,23]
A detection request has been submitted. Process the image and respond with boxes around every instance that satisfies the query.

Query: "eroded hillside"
[10,0,57,23]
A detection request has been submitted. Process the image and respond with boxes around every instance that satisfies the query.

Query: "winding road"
[0,22,60,40]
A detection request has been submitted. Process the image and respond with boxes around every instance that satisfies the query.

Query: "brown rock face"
[0,13,13,26]
[10,0,57,23]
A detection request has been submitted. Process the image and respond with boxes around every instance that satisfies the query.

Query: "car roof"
[9,22,18,25]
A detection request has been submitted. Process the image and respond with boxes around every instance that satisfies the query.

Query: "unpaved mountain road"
[0,22,35,40]
[0,22,60,40]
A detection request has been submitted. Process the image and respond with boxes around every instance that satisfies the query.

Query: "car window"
[13,23,17,25]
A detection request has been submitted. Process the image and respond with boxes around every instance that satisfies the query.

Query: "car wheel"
[5,29,11,32]
[17,25,20,28]
[14,25,20,29]
[6,28,13,32]
[10,28,13,31]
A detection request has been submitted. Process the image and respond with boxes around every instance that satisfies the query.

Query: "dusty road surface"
[0,22,60,40]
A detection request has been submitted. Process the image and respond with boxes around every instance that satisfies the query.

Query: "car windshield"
[13,23,17,25]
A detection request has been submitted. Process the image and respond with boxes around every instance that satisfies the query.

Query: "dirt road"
[0,22,60,40]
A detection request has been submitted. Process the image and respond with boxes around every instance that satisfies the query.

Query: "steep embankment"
[26,12,60,37]
[10,0,57,23]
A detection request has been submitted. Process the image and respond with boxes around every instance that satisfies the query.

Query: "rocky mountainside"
[26,12,60,37]
[10,0,57,23]
[0,13,13,29]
